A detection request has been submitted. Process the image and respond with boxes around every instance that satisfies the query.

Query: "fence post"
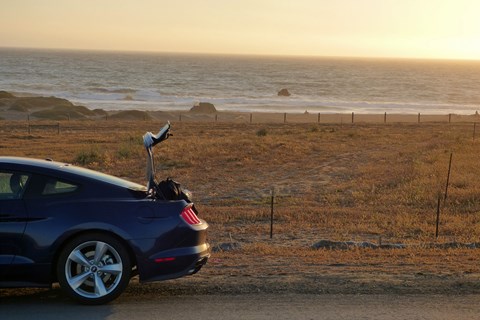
[474,123,477,142]
[384,112,387,123]
[250,113,252,124]
[444,153,453,203]
[270,187,275,239]
[318,113,321,123]
[435,193,441,239]
[351,112,354,124]
[418,113,421,123]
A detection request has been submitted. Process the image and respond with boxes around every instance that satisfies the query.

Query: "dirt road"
[1,289,479,320]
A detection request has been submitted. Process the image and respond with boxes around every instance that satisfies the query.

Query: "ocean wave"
[68,94,480,115]
[3,49,480,115]
[89,87,137,94]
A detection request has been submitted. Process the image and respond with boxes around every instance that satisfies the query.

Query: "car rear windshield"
[61,164,147,191]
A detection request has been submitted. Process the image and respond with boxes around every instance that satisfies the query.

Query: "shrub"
[256,128,267,137]
[74,148,104,165]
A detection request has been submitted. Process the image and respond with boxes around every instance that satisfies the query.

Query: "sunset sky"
[1,0,479,60]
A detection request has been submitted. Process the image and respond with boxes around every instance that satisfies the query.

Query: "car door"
[0,171,29,276]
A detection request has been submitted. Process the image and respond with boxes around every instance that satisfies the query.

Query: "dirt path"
[1,291,479,320]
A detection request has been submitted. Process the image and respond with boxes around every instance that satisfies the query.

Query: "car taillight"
[180,206,201,225]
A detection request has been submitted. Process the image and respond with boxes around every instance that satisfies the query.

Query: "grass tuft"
[256,128,268,136]
[74,147,105,165]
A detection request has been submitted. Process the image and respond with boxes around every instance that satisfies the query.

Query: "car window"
[42,178,78,195]
[0,171,30,199]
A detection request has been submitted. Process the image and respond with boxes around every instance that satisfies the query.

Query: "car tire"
[56,233,132,305]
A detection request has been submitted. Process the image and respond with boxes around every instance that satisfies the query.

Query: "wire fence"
[1,111,480,133]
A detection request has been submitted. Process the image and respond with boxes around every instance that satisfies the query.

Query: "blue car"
[0,123,209,304]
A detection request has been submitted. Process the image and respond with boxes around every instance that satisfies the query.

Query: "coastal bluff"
[0,91,105,120]
[2,91,480,124]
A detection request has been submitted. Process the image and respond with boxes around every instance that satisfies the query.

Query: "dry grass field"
[2,118,480,294]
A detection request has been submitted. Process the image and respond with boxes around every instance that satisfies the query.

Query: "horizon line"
[1,45,480,63]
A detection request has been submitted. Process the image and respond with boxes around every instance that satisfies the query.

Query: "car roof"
[0,156,146,191]
[0,156,69,169]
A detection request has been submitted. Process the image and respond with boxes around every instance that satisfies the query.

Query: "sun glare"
[0,0,479,60]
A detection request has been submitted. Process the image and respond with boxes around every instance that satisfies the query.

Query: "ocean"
[1,48,480,114]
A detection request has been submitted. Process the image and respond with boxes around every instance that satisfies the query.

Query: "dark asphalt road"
[1,290,479,320]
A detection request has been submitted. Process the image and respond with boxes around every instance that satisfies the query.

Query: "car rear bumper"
[137,243,210,282]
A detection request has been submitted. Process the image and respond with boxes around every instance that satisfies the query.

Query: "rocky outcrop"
[0,91,109,120]
[0,91,15,99]
[10,96,76,111]
[30,105,96,120]
[190,102,217,114]
[312,239,480,250]
[312,239,406,250]
[277,88,291,96]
